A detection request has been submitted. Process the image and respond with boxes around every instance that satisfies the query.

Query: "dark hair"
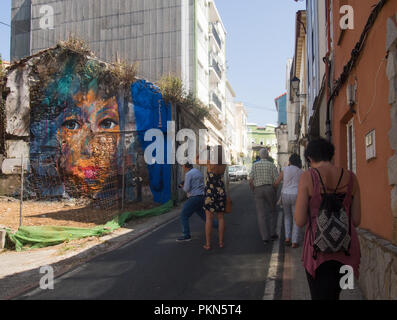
[289,153,302,169]
[184,163,193,169]
[31,49,123,123]
[304,138,335,163]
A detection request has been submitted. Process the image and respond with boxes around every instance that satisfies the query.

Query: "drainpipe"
[325,0,332,142]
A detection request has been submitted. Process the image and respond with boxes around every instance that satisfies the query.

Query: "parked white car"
[228,165,248,181]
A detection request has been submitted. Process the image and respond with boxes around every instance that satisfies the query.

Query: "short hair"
[259,149,269,159]
[289,153,302,169]
[304,138,335,163]
[184,163,193,169]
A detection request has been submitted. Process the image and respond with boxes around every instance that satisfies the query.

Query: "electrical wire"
[356,58,386,125]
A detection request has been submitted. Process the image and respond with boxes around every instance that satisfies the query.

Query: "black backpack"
[310,168,351,259]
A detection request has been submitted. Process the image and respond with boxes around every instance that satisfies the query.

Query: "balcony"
[211,25,222,49]
[211,92,222,111]
[207,105,223,131]
[211,59,222,79]
[209,55,222,83]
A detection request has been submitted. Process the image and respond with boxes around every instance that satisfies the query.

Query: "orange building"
[328,0,397,299]
[331,0,397,243]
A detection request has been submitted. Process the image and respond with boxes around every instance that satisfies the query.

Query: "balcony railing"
[211,58,222,79]
[211,25,222,49]
[212,92,222,111]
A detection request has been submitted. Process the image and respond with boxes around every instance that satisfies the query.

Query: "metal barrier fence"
[0,131,168,231]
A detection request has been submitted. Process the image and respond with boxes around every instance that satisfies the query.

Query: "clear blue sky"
[216,0,305,126]
[0,0,305,126]
[0,1,11,62]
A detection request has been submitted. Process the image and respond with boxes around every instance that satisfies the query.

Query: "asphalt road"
[18,181,276,300]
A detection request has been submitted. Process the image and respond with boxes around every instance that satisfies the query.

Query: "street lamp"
[291,76,307,98]
[291,76,300,93]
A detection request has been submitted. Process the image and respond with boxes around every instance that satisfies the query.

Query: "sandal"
[219,242,224,249]
[284,240,292,246]
[203,245,211,251]
[292,243,299,249]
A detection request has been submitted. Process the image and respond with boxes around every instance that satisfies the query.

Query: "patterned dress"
[203,172,227,213]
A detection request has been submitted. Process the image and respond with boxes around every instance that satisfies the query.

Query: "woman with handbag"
[197,145,229,250]
[294,138,361,300]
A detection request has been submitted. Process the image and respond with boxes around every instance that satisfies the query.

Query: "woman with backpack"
[274,153,304,248]
[295,138,361,300]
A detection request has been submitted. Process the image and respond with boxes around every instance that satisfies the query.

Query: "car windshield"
[229,167,236,172]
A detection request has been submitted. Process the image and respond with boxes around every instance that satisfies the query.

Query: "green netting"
[5,200,174,251]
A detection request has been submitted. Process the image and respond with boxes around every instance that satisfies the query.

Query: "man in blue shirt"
[176,163,212,242]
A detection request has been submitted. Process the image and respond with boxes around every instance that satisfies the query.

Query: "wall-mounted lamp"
[346,83,357,114]
[291,76,307,98]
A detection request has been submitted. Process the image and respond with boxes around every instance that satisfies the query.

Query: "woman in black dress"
[198,145,227,250]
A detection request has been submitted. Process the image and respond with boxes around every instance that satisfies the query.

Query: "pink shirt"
[302,168,361,279]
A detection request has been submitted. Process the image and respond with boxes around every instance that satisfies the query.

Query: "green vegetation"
[158,74,209,121]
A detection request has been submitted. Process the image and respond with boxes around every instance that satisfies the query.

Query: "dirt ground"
[0,197,158,231]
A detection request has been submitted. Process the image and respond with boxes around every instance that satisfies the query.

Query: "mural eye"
[62,120,81,130]
[100,119,118,130]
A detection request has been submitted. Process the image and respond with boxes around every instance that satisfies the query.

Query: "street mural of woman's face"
[29,50,171,205]
[31,53,126,199]
[57,89,120,195]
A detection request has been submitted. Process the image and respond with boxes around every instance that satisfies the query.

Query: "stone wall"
[357,14,397,300]
[358,229,397,300]
[386,12,397,245]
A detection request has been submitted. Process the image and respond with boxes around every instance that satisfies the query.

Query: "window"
[347,119,356,173]
[365,130,376,161]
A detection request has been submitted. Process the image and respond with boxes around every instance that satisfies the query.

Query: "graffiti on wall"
[28,48,171,206]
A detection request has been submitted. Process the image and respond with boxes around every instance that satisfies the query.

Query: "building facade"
[247,124,278,164]
[301,0,397,300]
[275,124,289,169]
[234,102,249,165]
[275,93,289,169]
[329,0,397,300]
[275,93,287,125]
[11,0,229,148]
[291,10,308,168]
[306,0,328,139]
[285,58,297,156]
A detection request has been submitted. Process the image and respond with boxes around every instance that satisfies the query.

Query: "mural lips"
[78,166,100,180]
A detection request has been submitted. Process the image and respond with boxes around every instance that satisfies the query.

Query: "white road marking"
[263,210,283,300]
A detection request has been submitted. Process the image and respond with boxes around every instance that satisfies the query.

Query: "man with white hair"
[249,148,279,244]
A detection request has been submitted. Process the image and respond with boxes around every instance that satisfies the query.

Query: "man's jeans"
[180,195,217,237]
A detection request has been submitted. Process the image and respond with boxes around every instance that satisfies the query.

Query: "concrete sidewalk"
[280,239,365,300]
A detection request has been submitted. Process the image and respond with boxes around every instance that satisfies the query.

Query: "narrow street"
[17,181,278,300]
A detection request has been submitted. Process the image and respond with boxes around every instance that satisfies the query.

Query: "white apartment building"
[235,102,249,165]
[197,0,228,149]
[225,81,237,163]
